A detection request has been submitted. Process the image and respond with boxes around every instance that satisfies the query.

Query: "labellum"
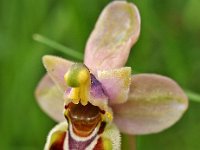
[66,102,102,137]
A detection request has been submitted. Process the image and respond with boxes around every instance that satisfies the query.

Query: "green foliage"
[0,0,199,149]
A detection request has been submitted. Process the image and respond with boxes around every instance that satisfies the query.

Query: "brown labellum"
[68,102,102,137]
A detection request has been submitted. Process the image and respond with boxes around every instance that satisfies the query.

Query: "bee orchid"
[35,1,188,150]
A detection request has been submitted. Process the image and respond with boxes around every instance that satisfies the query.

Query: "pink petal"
[84,1,140,71]
[97,67,131,104]
[35,74,65,122]
[89,74,109,111]
[42,55,74,91]
[112,74,188,135]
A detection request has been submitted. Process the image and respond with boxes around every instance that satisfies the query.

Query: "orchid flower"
[35,1,188,150]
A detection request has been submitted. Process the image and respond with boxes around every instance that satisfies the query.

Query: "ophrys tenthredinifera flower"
[35,1,188,150]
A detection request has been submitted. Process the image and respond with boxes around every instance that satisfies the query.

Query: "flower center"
[64,63,112,137]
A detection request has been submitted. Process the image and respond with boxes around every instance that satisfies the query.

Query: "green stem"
[127,135,136,150]
[33,34,83,61]
[185,90,200,103]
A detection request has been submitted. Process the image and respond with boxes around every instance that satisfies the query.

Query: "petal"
[89,74,109,111]
[35,74,65,122]
[112,74,188,135]
[45,121,68,150]
[97,67,131,104]
[43,55,74,91]
[84,1,140,71]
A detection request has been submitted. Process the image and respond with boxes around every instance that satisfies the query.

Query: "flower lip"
[65,102,102,137]
[68,102,101,122]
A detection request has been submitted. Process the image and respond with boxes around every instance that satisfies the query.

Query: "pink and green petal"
[84,1,140,71]
[43,55,74,91]
[112,74,188,135]
[97,67,131,105]
[35,74,65,122]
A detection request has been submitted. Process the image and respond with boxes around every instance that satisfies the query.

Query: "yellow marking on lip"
[106,112,113,121]
[63,109,69,117]
[101,111,113,122]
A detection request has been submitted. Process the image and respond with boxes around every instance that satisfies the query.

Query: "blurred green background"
[0,0,200,149]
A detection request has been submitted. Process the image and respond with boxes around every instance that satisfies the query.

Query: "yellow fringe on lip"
[105,112,113,122]
[64,63,91,106]
[101,111,113,123]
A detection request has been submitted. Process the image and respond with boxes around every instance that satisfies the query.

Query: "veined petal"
[84,1,140,71]
[35,74,65,122]
[112,74,188,135]
[43,55,74,91]
[97,67,131,104]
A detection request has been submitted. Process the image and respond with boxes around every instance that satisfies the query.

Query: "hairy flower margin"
[35,1,188,150]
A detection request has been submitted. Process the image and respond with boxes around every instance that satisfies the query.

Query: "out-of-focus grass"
[0,0,199,149]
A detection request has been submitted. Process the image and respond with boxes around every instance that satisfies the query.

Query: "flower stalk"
[33,34,83,61]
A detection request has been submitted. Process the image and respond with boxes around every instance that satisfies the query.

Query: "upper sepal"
[84,1,140,71]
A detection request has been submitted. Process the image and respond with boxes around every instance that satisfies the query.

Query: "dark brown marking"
[100,109,105,114]
[49,132,66,150]
[64,104,69,109]
[98,122,106,135]
[68,102,101,137]
[93,137,104,150]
